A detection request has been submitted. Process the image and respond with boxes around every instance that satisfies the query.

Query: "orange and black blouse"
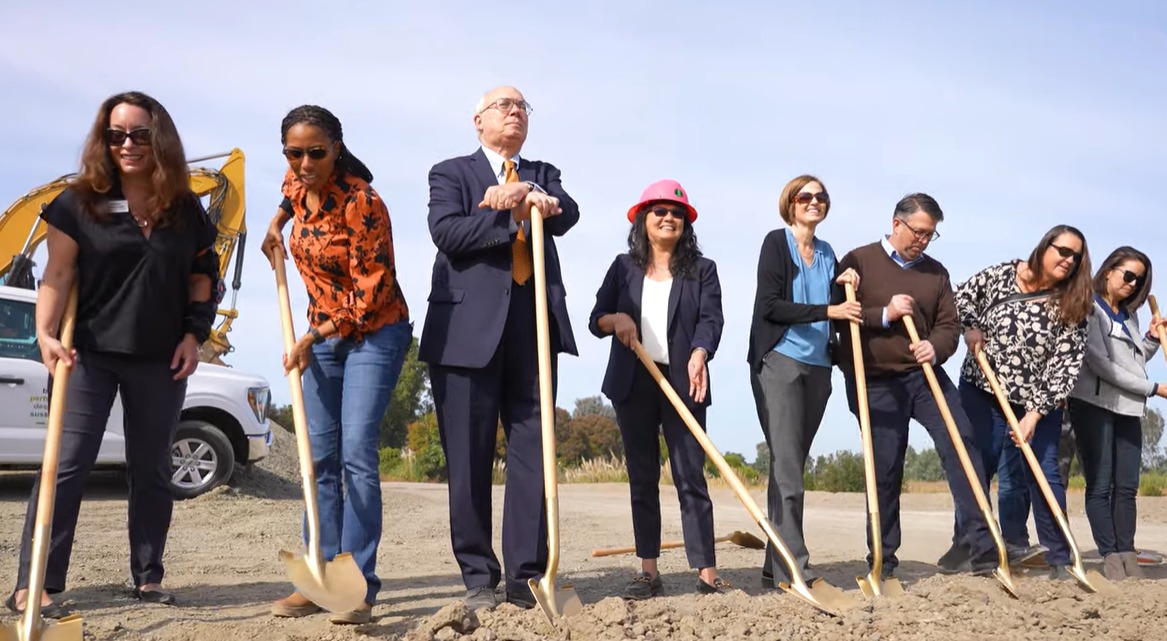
[280,169,408,340]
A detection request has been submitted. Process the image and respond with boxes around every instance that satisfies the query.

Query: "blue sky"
[2,1,1165,461]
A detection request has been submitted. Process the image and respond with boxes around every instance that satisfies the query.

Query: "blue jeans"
[301,320,411,604]
[997,437,1031,547]
[960,383,1070,565]
[1069,399,1142,556]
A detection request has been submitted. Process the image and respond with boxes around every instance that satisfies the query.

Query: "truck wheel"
[170,419,235,499]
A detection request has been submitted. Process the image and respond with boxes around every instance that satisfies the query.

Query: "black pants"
[430,282,556,596]
[15,351,185,593]
[1070,399,1142,557]
[844,368,995,570]
[613,363,715,569]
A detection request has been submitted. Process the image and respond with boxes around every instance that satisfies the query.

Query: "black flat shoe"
[4,592,72,619]
[133,587,177,606]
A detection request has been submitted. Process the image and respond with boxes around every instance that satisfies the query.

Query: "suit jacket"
[746,229,845,374]
[588,253,723,408]
[419,148,579,368]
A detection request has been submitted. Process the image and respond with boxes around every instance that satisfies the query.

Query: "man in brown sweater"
[837,193,1000,578]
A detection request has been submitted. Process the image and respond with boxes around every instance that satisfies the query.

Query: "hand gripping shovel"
[901,317,1019,597]
[1,288,83,641]
[591,531,765,557]
[973,349,1116,595]
[525,206,583,621]
[270,254,366,613]
[629,339,859,616]
[1150,295,1167,363]
[845,284,904,598]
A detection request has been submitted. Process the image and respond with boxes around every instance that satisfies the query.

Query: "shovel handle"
[629,339,809,586]
[1150,295,1167,366]
[270,254,324,559]
[22,286,78,635]
[902,316,1012,571]
[591,534,735,557]
[973,349,1087,566]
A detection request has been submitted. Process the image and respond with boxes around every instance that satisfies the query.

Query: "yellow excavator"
[0,149,248,365]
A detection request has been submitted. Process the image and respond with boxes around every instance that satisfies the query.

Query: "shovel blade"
[729,531,766,550]
[1070,566,1117,595]
[993,567,1020,598]
[528,577,583,621]
[856,574,905,599]
[280,549,366,613]
[0,614,83,641]
[779,578,860,616]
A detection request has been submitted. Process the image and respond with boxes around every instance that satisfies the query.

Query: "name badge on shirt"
[106,200,130,213]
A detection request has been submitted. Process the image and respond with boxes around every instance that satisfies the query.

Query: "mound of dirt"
[219,420,301,500]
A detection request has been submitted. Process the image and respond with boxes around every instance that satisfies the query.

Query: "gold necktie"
[505,160,532,285]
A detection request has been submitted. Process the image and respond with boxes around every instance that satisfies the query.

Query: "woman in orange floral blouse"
[261,105,410,625]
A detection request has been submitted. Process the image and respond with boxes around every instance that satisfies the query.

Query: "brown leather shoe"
[329,601,372,625]
[271,592,321,617]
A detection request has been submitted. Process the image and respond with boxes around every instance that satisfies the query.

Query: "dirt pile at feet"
[206,419,301,501]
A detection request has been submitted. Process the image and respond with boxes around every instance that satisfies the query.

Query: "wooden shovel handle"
[1150,295,1167,366]
[591,534,734,557]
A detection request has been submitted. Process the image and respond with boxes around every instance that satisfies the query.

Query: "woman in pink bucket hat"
[589,179,730,598]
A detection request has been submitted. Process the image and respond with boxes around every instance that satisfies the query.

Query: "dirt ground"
[4,426,1167,640]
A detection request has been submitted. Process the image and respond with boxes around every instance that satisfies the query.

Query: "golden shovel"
[902,317,1019,597]
[525,206,583,621]
[271,254,366,613]
[590,530,765,557]
[1149,295,1167,363]
[0,287,83,641]
[844,284,905,598]
[974,350,1116,595]
[630,340,859,616]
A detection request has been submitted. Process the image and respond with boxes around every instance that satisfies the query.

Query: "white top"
[640,276,673,365]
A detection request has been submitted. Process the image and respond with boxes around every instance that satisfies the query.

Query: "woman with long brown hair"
[6,91,219,615]
[1069,247,1167,580]
[955,224,1093,580]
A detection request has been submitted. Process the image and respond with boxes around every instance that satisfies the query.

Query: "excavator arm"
[0,149,249,365]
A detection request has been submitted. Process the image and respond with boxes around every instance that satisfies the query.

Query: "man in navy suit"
[419,86,579,611]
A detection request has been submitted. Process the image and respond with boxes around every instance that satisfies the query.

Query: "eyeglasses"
[1115,268,1145,284]
[283,147,330,161]
[793,191,829,205]
[649,206,685,219]
[898,219,940,242]
[105,128,151,146]
[479,97,533,116]
[1049,244,1082,262]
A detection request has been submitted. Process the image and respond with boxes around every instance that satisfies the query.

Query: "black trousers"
[430,283,557,596]
[844,367,995,570]
[613,363,715,569]
[16,351,185,593]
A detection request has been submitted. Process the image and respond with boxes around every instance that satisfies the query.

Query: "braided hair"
[280,105,373,183]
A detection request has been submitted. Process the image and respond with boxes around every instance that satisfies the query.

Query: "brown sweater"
[836,241,961,377]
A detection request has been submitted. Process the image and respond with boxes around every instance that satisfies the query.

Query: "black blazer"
[588,253,723,408]
[746,229,845,373]
[419,148,579,368]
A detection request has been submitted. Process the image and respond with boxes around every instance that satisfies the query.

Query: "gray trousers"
[750,351,832,584]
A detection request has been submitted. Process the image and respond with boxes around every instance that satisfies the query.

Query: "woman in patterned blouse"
[261,105,411,624]
[954,224,1093,580]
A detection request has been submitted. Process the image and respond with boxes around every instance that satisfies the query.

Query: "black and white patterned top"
[955,261,1088,416]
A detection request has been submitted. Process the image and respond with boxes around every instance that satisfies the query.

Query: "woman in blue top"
[746,175,860,588]
[1069,246,1166,580]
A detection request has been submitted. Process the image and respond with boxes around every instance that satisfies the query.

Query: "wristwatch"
[309,327,325,344]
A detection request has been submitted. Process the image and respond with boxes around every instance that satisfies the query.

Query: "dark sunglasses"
[649,206,685,219]
[1049,243,1082,262]
[793,191,829,205]
[282,147,330,161]
[105,128,151,146]
[1116,268,1145,284]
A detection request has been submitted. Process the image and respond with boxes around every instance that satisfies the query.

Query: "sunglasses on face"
[105,128,151,146]
[1115,268,1145,284]
[793,191,829,205]
[1049,243,1082,262]
[283,147,330,161]
[649,206,685,219]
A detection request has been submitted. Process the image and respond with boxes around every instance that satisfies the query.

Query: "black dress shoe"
[4,592,72,619]
[133,587,177,606]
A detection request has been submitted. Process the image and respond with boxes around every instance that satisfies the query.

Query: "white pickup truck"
[0,284,272,498]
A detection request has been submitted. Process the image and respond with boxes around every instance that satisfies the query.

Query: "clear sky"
[2,0,1165,461]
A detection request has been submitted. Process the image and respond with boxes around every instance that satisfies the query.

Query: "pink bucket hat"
[626,179,698,223]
